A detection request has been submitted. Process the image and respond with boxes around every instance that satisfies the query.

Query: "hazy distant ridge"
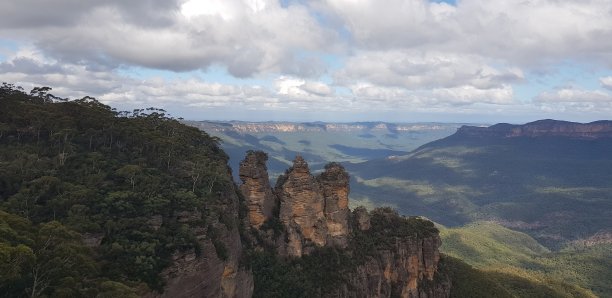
[456,119,612,139]
[190,121,463,133]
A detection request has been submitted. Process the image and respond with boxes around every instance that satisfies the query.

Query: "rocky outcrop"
[276,155,328,256]
[456,119,612,139]
[318,162,351,247]
[335,235,450,298]
[239,152,451,297]
[239,152,352,257]
[326,208,450,298]
[353,206,371,231]
[239,151,275,228]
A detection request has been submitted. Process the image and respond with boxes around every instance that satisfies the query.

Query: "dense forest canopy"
[0,83,233,296]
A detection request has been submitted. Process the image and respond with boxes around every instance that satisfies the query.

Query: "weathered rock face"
[323,208,450,298]
[238,153,353,256]
[276,155,328,256]
[333,235,450,298]
[239,151,275,228]
[353,206,371,231]
[318,162,351,248]
[456,119,612,139]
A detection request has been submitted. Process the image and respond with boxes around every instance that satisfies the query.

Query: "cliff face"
[338,237,449,298]
[319,162,351,248]
[456,120,612,139]
[239,151,275,228]
[330,208,450,298]
[150,178,254,298]
[239,151,450,298]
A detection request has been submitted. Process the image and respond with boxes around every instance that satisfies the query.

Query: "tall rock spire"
[318,162,351,248]
[238,151,275,228]
[276,155,327,256]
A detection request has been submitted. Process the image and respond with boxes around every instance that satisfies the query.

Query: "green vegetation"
[248,248,352,298]
[439,256,596,298]
[440,222,608,297]
[438,256,514,298]
[0,83,233,296]
[353,207,438,252]
[440,221,549,268]
[347,130,612,250]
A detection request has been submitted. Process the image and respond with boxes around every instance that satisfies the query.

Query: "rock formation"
[238,151,451,297]
[239,152,352,257]
[276,155,329,255]
[318,162,351,247]
[239,151,275,228]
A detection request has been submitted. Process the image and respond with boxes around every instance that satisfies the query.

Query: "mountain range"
[347,119,612,249]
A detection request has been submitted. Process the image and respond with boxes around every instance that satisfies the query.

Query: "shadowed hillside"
[347,120,612,249]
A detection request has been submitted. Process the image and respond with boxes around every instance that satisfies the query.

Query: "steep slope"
[440,222,607,297]
[0,84,252,297]
[348,120,612,248]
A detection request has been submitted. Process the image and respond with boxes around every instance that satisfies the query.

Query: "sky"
[1,0,612,123]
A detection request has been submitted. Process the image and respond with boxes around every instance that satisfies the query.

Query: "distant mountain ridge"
[347,118,612,250]
[191,120,462,134]
[456,119,612,139]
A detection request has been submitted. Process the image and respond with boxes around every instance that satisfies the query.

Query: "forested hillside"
[440,222,608,297]
[348,121,612,248]
[0,83,236,296]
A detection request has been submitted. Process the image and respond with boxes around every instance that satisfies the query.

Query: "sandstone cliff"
[456,119,612,139]
[333,208,450,298]
[239,151,450,298]
[239,151,275,228]
[318,162,351,248]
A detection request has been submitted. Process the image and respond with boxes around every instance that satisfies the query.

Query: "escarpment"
[456,119,612,139]
[239,151,450,297]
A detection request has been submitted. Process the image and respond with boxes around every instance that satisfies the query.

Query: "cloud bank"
[1,0,611,121]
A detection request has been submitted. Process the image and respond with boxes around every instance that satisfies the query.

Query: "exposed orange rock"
[318,162,351,247]
[239,151,275,228]
[276,155,327,255]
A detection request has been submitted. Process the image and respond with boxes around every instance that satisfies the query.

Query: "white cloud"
[275,76,334,98]
[319,0,612,67]
[335,50,523,90]
[533,86,612,114]
[0,0,338,77]
[535,88,612,103]
[1,0,612,121]
[601,76,612,90]
[431,85,514,105]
